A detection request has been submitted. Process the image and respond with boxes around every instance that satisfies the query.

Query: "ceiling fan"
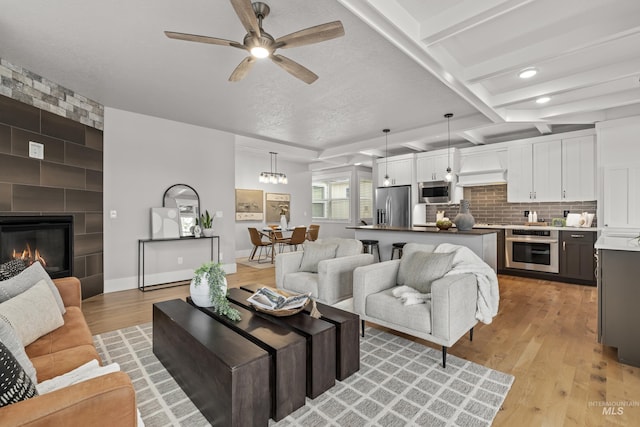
[165,0,345,84]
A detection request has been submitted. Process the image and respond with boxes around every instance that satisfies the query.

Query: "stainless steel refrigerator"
[375,185,412,227]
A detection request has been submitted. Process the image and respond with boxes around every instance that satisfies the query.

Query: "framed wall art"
[266,192,290,223]
[235,189,264,221]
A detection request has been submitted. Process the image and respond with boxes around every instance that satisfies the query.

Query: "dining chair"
[281,226,307,252]
[248,227,273,263]
[306,224,320,241]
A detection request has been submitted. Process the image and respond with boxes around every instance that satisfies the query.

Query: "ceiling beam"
[419,0,534,46]
[535,124,552,134]
[539,88,640,119]
[459,130,486,145]
[336,0,505,123]
[401,142,428,152]
[235,135,319,162]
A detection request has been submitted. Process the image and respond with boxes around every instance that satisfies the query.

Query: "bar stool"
[391,242,406,260]
[360,239,381,262]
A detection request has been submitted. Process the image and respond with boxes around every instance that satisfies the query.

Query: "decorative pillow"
[0,318,37,384]
[0,259,27,281]
[397,251,454,293]
[299,242,338,273]
[36,359,120,395]
[0,280,65,346]
[0,340,38,407]
[0,261,65,314]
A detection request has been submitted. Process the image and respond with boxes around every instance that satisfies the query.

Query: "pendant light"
[444,113,453,182]
[258,152,288,184]
[383,129,390,187]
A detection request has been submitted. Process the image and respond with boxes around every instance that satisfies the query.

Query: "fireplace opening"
[0,216,73,279]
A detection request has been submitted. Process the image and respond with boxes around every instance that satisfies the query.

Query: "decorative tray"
[248,287,310,317]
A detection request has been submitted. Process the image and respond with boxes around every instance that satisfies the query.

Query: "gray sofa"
[276,238,374,305]
[353,243,478,367]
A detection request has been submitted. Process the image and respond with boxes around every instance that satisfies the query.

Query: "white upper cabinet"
[603,164,640,228]
[507,131,596,203]
[416,148,459,182]
[561,135,596,201]
[376,154,414,187]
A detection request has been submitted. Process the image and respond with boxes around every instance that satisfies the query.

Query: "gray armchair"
[353,243,478,367]
[276,238,374,305]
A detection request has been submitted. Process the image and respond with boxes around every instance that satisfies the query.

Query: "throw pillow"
[299,242,338,273]
[0,261,65,315]
[0,340,38,407]
[36,359,120,395]
[0,318,37,384]
[397,251,454,293]
[0,259,27,281]
[0,280,65,346]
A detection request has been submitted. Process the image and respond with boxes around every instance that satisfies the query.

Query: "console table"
[138,235,220,291]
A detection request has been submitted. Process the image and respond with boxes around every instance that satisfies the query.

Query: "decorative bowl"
[436,220,453,230]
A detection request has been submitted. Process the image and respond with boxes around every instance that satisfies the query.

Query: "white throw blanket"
[434,243,500,324]
[391,285,431,306]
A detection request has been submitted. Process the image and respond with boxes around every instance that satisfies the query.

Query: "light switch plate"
[28,141,44,159]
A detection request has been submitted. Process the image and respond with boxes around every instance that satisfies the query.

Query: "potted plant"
[190,261,241,321]
[198,210,215,237]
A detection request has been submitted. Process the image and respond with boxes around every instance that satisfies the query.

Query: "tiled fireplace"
[0,216,73,279]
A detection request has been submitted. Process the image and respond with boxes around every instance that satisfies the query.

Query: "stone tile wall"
[424,184,597,226]
[0,58,103,130]
[0,93,104,298]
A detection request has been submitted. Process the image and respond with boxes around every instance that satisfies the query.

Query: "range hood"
[456,150,507,187]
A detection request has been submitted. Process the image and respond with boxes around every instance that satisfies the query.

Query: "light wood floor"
[83,264,640,426]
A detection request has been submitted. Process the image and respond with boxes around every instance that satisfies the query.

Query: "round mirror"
[163,184,200,237]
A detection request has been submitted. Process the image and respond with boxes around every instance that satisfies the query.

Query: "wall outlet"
[28,141,44,159]
[563,210,570,217]
[524,210,530,218]
[177,257,183,265]
[216,211,223,218]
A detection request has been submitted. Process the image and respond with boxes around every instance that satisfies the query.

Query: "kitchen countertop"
[347,225,498,235]
[595,233,640,252]
[414,222,598,232]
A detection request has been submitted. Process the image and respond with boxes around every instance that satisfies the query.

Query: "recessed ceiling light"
[536,96,551,104]
[519,68,538,79]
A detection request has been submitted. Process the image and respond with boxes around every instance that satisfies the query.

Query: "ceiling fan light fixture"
[250,46,270,58]
[519,68,538,79]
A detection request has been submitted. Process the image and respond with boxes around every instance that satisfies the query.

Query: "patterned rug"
[93,323,514,426]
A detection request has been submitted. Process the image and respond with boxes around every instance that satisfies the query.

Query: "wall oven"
[505,229,559,273]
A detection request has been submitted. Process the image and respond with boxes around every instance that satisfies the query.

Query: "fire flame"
[12,243,47,267]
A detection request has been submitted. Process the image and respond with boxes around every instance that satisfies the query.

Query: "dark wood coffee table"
[187,297,306,421]
[153,299,270,427]
[240,283,360,381]
[226,287,337,399]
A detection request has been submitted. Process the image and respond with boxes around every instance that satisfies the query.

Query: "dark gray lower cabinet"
[560,231,596,284]
[598,249,640,367]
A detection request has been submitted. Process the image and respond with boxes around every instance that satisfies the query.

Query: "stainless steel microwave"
[418,180,453,204]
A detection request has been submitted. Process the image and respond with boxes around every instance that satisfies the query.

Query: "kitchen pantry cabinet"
[507,135,595,203]
[416,148,459,182]
[560,231,596,284]
[602,164,640,228]
[376,155,414,187]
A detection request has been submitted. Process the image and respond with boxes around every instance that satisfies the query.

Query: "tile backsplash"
[424,184,597,226]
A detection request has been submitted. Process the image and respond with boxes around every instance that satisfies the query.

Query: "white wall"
[103,108,237,292]
[234,149,312,256]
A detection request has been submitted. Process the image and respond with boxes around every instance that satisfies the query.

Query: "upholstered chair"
[276,238,373,305]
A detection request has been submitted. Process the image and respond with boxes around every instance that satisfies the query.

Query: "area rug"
[94,324,514,426]
[236,256,275,269]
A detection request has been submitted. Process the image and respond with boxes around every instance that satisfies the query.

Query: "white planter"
[202,228,214,237]
[190,273,228,307]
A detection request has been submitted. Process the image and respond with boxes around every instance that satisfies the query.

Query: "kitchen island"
[347,225,498,271]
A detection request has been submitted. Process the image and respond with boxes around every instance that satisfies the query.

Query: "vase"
[454,199,475,231]
[202,228,214,237]
[193,225,202,238]
[190,273,228,307]
[280,215,288,230]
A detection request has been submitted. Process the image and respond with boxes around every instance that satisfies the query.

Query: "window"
[312,175,351,220]
[359,177,373,221]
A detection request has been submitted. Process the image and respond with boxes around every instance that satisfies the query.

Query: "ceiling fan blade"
[270,54,318,85]
[230,0,261,38]
[229,56,257,82]
[165,31,245,50]
[274,21,345,49]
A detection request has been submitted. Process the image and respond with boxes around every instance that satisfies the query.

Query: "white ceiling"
[1,0,638,168]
